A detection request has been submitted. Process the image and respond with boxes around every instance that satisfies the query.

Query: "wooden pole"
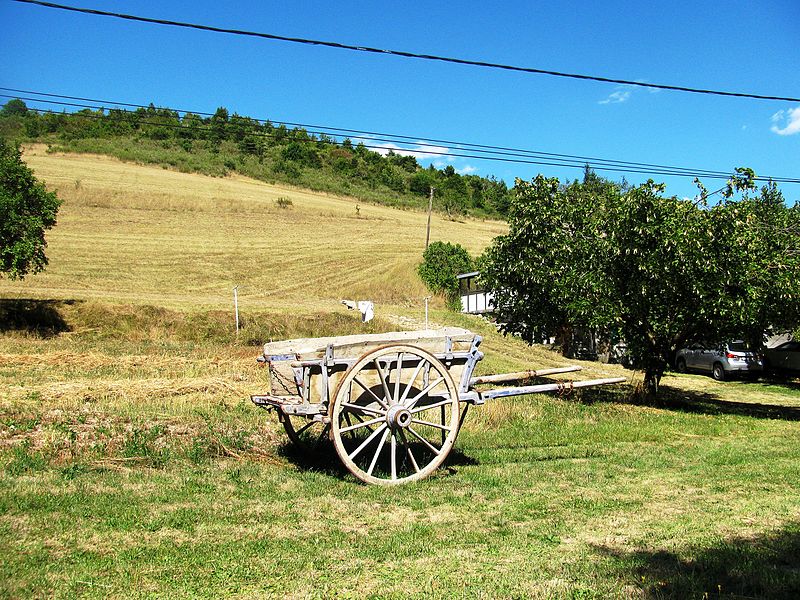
[425,187,434,249]
[233,286,239,334]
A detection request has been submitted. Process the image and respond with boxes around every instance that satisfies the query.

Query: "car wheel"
[676,357,687,373]
[712,362,726,381]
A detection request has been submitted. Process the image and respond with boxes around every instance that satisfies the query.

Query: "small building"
[457,271,494,314]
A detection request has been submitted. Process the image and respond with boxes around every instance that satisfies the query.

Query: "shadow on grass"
[597,522,800,599]
[277,440,477,482]
[0,298,75,337]
[581,384,800,422]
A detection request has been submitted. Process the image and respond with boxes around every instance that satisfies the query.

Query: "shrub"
[418,241,473,309]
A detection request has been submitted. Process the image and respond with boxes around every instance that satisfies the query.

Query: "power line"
[12,0,800,104]
[18,104,720,179]
[6,86,732,177]
[6,88,797,184]
[15,102,800,185]
[3,94,734,179]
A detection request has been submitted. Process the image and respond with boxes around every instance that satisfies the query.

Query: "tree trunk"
[557,324,573,358]
[643,358,666,396]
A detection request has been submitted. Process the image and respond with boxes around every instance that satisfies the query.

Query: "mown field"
[1,149,799,599]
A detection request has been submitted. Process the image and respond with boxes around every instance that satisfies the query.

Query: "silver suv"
[675,341,763,381]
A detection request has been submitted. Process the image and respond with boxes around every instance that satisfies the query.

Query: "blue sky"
[2,0,798,201]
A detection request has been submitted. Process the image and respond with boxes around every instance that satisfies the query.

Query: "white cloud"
[770,106,800,136]
[633,78,660,94]
[369,141,450,159]
[456,165,478,175]
[598,89,631,105]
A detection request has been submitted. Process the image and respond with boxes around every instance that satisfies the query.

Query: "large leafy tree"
[0,139,61,279]
[482,173,800,394]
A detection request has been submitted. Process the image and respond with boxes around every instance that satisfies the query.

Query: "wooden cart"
[252,328,624,485]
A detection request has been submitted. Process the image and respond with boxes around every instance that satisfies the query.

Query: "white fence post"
[233,286,240,334]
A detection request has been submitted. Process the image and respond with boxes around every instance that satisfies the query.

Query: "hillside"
[2,145,506,311]
[0,101,515,219]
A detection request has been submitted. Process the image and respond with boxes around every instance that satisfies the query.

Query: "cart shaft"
[470,365,582,385]
[480,377,626,399]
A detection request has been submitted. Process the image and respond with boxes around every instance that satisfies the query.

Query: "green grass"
[2,303,799,598]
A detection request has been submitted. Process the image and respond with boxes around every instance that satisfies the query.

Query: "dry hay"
[6,375,252,404]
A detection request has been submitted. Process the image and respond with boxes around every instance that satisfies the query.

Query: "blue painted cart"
[252,328,623,485]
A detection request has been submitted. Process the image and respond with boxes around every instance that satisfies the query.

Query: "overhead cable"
[0,87,736,178]
[12,0,800,103]
[16,103,800,184]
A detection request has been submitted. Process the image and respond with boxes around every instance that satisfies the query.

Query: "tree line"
[0,99,513,219]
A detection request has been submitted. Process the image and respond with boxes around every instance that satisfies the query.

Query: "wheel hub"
[386,404,412,429]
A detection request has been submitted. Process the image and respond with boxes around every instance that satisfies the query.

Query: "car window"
[728,341,751,351]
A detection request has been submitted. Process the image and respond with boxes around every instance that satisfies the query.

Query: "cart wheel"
[331,344,460,485]
[280,412,330,453]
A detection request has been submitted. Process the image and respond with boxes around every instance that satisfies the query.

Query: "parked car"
[675,341,764,381]
[764,340,800,376]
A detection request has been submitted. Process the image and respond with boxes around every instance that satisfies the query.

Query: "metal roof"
[456,271,481,280]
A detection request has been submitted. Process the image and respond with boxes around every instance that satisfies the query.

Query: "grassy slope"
[1,149,799,599]
[3,145,504,310]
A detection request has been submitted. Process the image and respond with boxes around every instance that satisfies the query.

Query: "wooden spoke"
[352,376,389,409]
[342,411,357,440]
[410,398,453,414]
[405,377,445,410]
[341,402,385,417]
[373,359,394,407]
[393,353,403,404]
[398,429,420,473]
[441,404,447,445]
[399,358,426,405]
[367,429,390,476]
[294,420,316,437]
[410,418,452,432]
[407,426,442,456]
[390,432,397,480]
[348,423,387,461]
[281,413,329,454]
[350,411,375,433]
[340,415,384,434]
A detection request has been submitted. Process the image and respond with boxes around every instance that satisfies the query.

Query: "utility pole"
[425,186,434,249]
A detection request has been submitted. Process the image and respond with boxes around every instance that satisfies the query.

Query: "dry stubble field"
[4,145,505,310]
[1,148,799,599]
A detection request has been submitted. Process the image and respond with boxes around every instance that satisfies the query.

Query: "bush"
[418,241,473,309]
